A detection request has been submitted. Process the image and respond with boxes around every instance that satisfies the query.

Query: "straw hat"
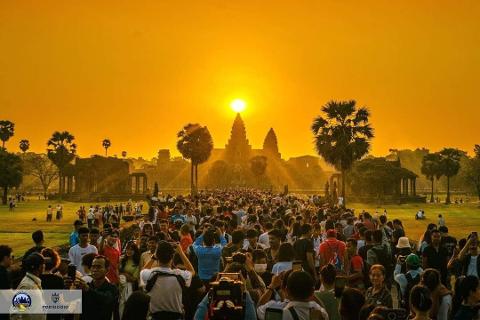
[396,237,411,249]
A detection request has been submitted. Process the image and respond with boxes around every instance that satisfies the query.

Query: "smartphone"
[472,232,478,239]
[265,308,283,320]
[218,273,240,281]
[292,260,302,272]
[67,264,77,279]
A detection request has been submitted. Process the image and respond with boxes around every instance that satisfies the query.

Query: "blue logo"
[12,292,32,312]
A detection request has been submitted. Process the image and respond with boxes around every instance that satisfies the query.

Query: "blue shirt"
[69,231,79,247]
[192,234,227,281]
[394,263,423,296]
[272,262,293,275]
[194,290,257,320]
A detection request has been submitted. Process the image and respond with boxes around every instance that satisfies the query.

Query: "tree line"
[1,108,479,205]
[0,121,123,204]
[310,101,480,204]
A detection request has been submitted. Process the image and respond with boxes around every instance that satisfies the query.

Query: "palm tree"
[311,100,374,205]
[438,148,465,204]
[19,139,30,154]
[177,123,213,195]
[102,139,111,156]
[421,152,442,203]
[121,151,127,159]
[47,131,76,195]
[0,120,15,149]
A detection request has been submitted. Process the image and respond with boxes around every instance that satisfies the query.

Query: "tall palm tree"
[177,123,213,195]
[47,131,76,195]
[438,148,465,204]
[0,120,15,149]
[311,100,374,205]
[102,139,111,156]
[19,139,30,154]
[121,151,127,159]
[421,152,442,203]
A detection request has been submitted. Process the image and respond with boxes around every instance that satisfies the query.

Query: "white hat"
[396,237,411,249]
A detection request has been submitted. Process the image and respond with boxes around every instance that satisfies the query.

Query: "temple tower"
[263,128,281,158]
[225,113,252,163]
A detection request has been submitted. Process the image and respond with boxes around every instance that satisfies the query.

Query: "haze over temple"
[142,113,328,191]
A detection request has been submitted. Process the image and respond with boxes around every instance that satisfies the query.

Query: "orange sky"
[1,1,479,160]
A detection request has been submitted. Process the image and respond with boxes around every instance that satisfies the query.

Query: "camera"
[209,274,244,320]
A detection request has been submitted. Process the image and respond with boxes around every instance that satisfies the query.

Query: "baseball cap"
[405,254,420,268]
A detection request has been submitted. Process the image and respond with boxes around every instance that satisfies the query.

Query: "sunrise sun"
[230,99,246,113]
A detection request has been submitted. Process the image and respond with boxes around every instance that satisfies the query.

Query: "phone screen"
[265,308,283,320]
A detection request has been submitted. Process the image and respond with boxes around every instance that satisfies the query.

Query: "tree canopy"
[311,100,374,203]
[0,120,15,149]
[47,131,77,195]
[0,150,23,204]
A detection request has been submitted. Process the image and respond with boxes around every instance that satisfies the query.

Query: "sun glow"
[230,99,246,113]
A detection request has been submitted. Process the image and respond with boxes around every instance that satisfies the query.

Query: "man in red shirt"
[99,229,120,284]
[319,229,346,271]
[346,238,365,290]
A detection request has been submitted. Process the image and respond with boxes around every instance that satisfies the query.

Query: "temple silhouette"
[53,114,424,203]
[142,113,329,191]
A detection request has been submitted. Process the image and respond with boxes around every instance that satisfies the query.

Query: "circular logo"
[12,292,32,312]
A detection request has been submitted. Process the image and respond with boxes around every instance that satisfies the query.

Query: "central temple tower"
[225,113,252,163]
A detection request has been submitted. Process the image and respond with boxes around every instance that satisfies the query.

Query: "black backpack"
[146,271,186,292]
[370,246,393,277]
[401,273,420,311]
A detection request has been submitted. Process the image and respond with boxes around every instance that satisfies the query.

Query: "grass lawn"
[0,200,95,257]
[1,199,479,256]
[350,202,480,241]
[0,233,68,259]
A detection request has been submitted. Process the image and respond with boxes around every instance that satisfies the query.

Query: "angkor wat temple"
[141,114,329,192]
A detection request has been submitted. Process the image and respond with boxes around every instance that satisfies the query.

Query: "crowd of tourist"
[1,190,479,320]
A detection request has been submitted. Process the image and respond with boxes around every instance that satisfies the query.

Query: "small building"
[59,156,148,201]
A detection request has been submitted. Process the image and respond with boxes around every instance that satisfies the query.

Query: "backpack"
[370,246,393,277]
[145,271,186,292]
[326,241,343,271]
[401,273,420,312]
